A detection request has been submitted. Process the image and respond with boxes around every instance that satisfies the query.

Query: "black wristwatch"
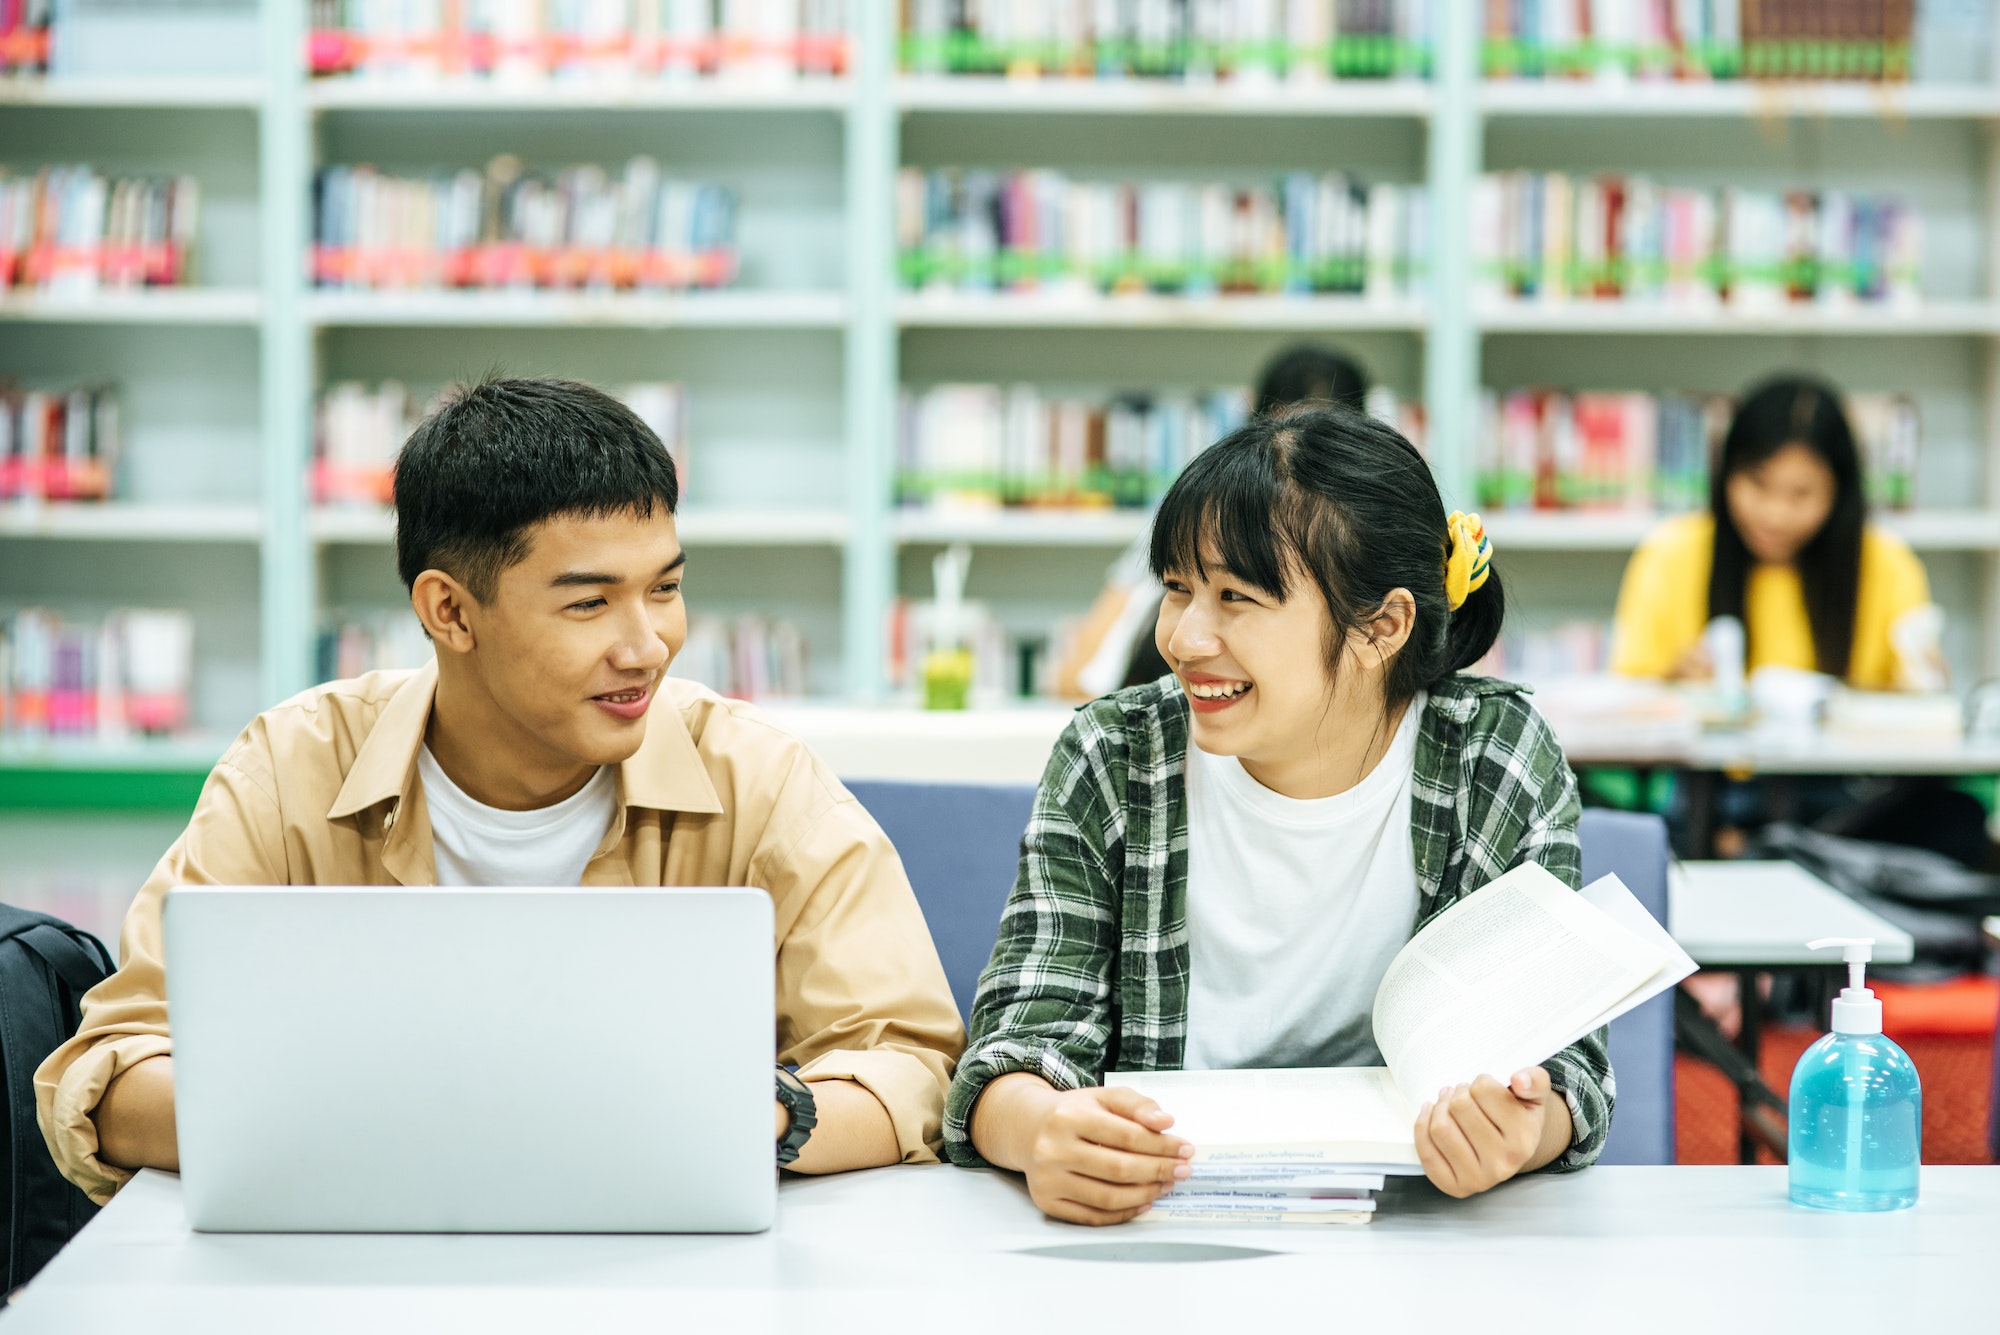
[774,1067,817,1167]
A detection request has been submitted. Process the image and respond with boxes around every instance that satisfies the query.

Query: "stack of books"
[1108,862,1694,1225]
[314,379,689,507]
[0,168,201,295]
[1482,0,1929,82]
[0,383,119,501]
[0,0,51,76]
[1474,387,1917,515]
[0,608,195,742]
[901,0,1432,80]
[307,0,849,83]
[312,158,737,292]
[899,168,1427,300]
[1475,173,1922,312]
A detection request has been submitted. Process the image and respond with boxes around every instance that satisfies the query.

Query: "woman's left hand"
[1412,1067,1571,1198]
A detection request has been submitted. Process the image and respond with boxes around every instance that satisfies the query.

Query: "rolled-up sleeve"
[761,769,966,1164]
[35,750,285,1205]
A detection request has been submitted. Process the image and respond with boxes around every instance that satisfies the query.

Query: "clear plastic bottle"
[1787,938,1921,1212]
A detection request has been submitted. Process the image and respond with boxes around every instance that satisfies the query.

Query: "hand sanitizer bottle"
[1788,938,1921,1211]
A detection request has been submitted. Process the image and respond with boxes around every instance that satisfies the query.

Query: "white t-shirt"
[416,745,618,887]
[1181,693,1426,1072]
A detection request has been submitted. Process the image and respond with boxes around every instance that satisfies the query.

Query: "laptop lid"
[165,885,774,1233]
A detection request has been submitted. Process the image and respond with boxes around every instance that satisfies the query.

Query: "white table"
[1670,860,1916,966]
[763,705,1070,784]
[10,1164,1996,1333]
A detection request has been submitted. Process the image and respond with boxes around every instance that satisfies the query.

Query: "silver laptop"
[164,885,774,1233]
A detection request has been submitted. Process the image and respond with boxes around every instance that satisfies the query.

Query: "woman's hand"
[1412,1067,1572,1198]
[1667,641,1714,683]
[970,1073,1195,1226]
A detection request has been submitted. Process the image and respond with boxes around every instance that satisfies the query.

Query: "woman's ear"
[1367,589,1418,657]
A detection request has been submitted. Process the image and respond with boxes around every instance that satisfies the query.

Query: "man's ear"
[411,569,480,655]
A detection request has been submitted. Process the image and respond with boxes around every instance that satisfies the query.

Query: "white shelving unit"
[10,2,2000,775]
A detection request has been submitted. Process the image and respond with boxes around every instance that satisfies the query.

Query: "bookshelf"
[9,1,2000,782]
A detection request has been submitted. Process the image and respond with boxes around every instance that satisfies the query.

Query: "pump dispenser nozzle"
[1807,937,1882,1035]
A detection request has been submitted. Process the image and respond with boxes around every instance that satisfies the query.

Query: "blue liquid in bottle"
[1787,1028,1921,1211]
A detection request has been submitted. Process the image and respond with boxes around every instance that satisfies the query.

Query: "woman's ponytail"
[1442,565,1505,676]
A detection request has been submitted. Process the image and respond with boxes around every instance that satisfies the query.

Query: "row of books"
[674,614,811,700]
[315,379,689,505]
[0,169,201,295]
[1481,0,1926,82]
[1,384,118,502]
[1478,620,1612,683]
[0,609,194,742]
[901,0,1432,80]
[1473,174,1921,310]
[1472,387,1919,514]
[898,169,1427,298]
[307,0,848,81]
[896,380,1424,513]
[313,158,737,291]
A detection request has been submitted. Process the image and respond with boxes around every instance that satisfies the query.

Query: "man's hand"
[1413,1067,1571,1198]
[1017,1086,1194,1226]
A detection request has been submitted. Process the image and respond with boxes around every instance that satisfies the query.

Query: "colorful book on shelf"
[898,167,1427,299]
[0,384,119,502]
[0,0,52,76]
[307,0,848,81]
[0,168,199,294]
[312,158,736,293]
[1,608,192,743]
[1481,0,1923,82]
[899,0,1431,81]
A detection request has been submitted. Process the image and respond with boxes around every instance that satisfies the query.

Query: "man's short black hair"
[394,376,681,601]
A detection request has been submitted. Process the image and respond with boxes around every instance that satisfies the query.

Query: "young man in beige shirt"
[37,377,966,1207]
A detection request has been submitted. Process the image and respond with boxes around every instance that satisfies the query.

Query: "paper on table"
[1106,1066,1421,1169]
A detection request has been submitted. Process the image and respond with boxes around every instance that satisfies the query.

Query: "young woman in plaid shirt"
[946,405,1611,1225]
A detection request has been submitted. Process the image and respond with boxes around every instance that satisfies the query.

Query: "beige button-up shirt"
[37,662,966,1205]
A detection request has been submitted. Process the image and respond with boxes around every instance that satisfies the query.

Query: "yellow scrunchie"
[1444,511,1492,611]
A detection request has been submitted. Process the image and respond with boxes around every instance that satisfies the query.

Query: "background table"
[9,1165,1994,1333]
[1670,860,1914,1163]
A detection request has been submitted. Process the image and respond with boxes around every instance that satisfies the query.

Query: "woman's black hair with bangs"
[1148,404,1503,707]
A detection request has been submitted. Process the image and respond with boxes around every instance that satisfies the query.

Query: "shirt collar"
[327,659,723,821]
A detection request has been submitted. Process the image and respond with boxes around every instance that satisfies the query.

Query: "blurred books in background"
[1475,174,1922,312]
[899,168,1427,301]
[0,0,50,76]
[312,157,737,292]
[672,614,810,700]
[1474,389,1917,514]
[901,0,1432,80]
[316,610,434,683]
[1482,0,1943,82]
[898,380,1422,514]
[1,383,118,501]
[314,380,688,507]
[307,0,849,83]
[0,169,200,294]
[0,609,194,742]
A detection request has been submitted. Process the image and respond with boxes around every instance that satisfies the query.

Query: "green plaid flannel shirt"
[943,673,1613,1172]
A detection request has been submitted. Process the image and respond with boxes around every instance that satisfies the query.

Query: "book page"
[1371,863,1670,1108]
[1106,1067,1420,1168]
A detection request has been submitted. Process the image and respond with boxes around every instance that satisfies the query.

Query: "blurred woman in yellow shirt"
[1612,375,1934,690]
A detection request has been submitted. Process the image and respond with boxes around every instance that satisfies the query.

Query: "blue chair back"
[843,779,1035,1026]
[1579,807,1677,1165]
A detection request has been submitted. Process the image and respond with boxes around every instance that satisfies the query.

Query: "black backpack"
[0,904,113,1292]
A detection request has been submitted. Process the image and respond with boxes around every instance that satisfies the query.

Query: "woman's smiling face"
[1155,555,1339,763]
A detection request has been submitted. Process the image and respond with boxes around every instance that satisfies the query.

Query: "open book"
[1108,863,1696,1173]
